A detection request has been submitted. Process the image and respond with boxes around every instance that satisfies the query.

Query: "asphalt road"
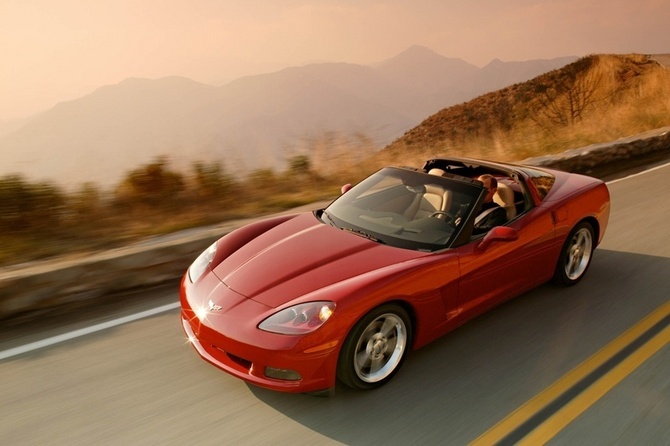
[2,163,670,445]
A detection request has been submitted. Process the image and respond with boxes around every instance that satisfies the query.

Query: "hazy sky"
[1,0,669,121]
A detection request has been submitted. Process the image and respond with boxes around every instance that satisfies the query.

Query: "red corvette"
[180,157,610,394]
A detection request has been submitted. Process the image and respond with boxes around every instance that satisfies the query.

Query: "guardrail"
[1,126,669,319]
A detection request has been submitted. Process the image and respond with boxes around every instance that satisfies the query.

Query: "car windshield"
[322,167,484,251]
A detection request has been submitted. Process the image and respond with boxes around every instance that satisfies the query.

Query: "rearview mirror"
[477,226,519,251]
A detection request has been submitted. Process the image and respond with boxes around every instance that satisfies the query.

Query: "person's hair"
[478,174,497,189]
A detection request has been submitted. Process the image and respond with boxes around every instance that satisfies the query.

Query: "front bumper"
[180,276,340,393]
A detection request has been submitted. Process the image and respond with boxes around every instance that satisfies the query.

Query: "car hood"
[211,213,423,307]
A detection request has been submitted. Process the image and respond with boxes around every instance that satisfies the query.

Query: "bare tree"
[530,57,603,129]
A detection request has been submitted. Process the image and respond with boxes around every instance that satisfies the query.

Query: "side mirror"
[477,226,519,251]
[341,183,353,194]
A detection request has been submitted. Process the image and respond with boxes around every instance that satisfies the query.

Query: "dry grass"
[380,54,670,164]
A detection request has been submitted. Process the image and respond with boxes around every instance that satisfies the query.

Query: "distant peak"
[404,44,437,53]
[482,58,505,69]
[378,45,450,65]
[396,45,443,58]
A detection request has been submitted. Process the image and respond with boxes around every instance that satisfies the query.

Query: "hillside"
[380,54,670,168]
[0,46,575,187]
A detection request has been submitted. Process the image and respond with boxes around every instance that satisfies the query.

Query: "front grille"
[226,352,252,370]
[211,344,252,370]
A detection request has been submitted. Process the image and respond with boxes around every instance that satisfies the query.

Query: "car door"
[455,203,557,322]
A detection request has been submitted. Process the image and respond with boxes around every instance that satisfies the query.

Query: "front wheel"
[337,304,411,390]
[552,222,594,286]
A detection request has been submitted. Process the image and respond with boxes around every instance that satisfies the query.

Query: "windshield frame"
[321,167,486,252]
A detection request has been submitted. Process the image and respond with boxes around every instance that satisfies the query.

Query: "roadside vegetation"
[0,138,376,267]
[2,54,669,267]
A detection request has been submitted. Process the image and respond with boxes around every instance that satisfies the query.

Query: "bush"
[0,175,65,233]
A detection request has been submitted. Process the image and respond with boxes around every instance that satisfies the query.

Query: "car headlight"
[259,302,336,335]
[188,242,218,283]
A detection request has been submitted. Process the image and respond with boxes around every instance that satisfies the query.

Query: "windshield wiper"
[321,210,338,228]
[342,227,385,244]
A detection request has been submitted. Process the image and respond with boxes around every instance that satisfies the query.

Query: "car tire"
[552,221,594,286]
[337,304,411,390]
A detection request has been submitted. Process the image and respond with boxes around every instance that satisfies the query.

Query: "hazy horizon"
[2,0,669,122]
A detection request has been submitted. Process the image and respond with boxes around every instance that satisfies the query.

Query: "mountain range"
[0,45,576,186]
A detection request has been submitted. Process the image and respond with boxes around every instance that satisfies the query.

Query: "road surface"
[2,163,670,445]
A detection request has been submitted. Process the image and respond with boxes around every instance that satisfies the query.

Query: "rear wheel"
[337,304,411,390]
[553,222,594,286]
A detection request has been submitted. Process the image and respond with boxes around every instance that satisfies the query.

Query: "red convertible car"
[180,157,610,394]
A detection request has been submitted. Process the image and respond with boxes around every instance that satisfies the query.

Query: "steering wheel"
[429,211,455,222]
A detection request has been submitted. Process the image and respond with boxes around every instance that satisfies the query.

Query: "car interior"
[420,159,530,224]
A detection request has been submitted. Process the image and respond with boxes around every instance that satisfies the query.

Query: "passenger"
[473,174,507,234]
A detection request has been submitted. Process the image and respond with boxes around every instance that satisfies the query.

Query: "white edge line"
[606,160,670,185]
[0,302,180,361]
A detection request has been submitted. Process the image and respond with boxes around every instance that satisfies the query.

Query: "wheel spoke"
[567,255,578,275]
[369,356,384,375]
[567,251,578,276]
[355,349,371,369]
[388,334,399,351]
[379,317,397,338]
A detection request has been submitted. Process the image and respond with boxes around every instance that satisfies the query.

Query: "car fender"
[546,182,610,246]
[289,253,461,352]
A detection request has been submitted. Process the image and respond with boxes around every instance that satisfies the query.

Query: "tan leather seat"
[405,181,451,222]
[493,182,517,220]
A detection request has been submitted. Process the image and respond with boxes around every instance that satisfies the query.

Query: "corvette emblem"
[208,299,223,311]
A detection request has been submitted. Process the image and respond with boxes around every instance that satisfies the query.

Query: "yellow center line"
[470,300,670,446]
[519,323,670,445]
